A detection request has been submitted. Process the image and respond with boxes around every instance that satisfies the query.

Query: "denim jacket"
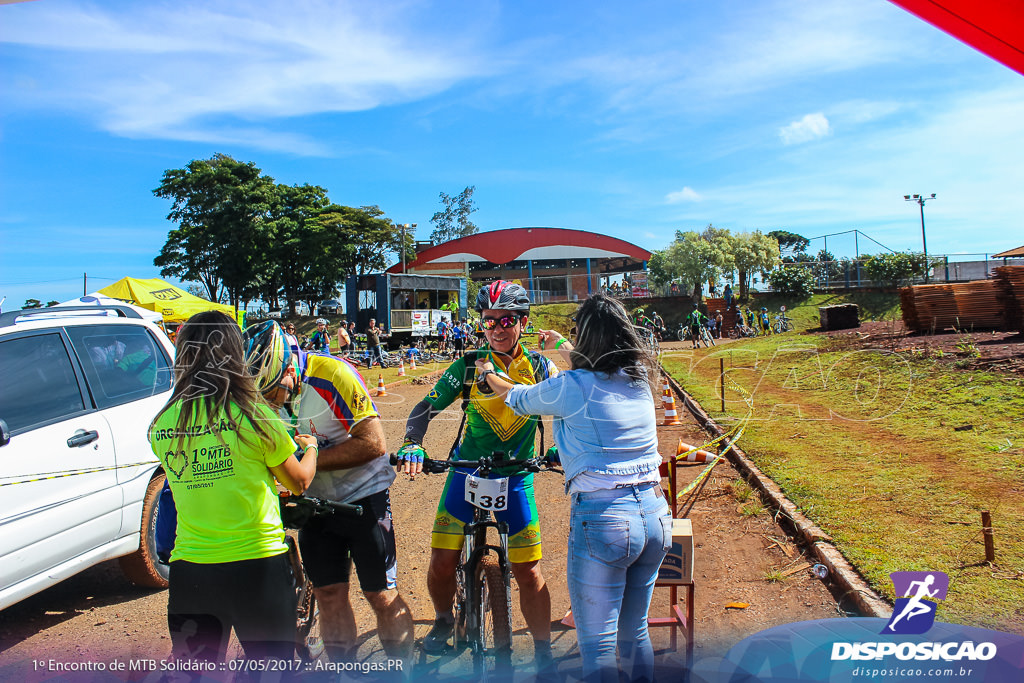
[505,367,661,491]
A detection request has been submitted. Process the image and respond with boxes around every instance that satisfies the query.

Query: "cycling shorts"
[167,552,295,662]
[432,469,542,563]
[298,489,398,593]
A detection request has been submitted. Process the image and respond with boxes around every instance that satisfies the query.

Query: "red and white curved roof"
[395,227,651,269]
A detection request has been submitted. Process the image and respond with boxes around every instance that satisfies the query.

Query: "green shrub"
[767,265,815,297]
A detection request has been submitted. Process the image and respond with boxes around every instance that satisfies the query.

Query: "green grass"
[661,312,1024,633]
[529,303,580,335]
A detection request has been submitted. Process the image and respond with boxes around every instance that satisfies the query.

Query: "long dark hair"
[569,293,656,385]
[149,310,276,450]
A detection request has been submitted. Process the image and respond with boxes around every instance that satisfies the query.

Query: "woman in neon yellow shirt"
[148,311,318,666]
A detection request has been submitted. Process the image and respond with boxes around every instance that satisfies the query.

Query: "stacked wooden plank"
[993,266,1024,331]
[901,270,1020,333]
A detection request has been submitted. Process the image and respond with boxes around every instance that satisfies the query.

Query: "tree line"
[152,154,421,316]
[648,226,937,302]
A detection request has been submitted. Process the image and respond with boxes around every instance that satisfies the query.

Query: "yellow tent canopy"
[98,277,245,327]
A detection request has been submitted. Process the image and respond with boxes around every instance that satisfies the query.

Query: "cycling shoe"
[421,616,454,654]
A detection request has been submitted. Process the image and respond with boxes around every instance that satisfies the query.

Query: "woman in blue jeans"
[477,293,670,683]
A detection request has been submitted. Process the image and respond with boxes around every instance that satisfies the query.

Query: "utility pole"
[904,194,936,283]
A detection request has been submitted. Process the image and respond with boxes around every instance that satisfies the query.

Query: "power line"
[0,276,119,286]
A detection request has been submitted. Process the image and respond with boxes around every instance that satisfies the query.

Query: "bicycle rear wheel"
[472,556,512,678]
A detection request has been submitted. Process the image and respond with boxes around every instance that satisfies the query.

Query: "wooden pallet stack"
[901,267,1024,333]
[993,266,1024,332]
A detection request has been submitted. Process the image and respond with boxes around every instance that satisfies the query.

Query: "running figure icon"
[883,571,949,635]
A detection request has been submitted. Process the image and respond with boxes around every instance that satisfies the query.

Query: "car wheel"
[119,472,171,589]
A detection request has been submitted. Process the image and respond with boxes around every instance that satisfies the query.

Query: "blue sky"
[2,0,1023,307]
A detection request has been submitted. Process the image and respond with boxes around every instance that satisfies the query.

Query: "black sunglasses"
[481,313,522,330]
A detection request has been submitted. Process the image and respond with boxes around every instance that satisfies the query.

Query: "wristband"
[555,339,566,349]
[304,445,317,453]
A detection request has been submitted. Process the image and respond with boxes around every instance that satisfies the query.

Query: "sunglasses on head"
[481,313,522,330]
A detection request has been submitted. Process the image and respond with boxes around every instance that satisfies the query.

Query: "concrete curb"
[663,372,893,619]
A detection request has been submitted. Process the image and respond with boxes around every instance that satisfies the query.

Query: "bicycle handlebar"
[389,452,563,476]
[279,493,363,518]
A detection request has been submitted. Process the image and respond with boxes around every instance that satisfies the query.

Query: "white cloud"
[3,1,490,152]
[666,187,702,203]
[779,113,832,145]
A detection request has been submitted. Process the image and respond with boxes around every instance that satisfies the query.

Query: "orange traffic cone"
[662,389,682,426]
[662,375,671,396]
[411,355,417,371]
[398,357,406,377]
[661,386,671,411]
[376,374,387,397]
[676,438,717,463]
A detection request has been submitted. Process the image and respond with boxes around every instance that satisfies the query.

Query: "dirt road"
[0,343,846,681]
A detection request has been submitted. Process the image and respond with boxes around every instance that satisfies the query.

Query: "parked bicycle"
[391,452,560,678]
[729,322,758,338]
[278,493,363,662]
[772,306,795,334]
[699,323,716,348]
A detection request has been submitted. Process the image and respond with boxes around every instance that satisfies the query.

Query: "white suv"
[0,305,175,610]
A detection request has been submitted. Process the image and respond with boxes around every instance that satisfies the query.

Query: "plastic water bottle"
[813,564,829,579]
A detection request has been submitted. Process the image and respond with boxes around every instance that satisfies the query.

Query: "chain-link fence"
[767,255,1024,291]
[507,254,1024,304]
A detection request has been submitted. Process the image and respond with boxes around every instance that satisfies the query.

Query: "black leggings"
[167,552,296,663]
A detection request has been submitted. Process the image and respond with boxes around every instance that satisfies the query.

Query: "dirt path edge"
[664,372,894,619]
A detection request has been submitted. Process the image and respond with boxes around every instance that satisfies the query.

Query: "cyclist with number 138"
[395,280,559,676]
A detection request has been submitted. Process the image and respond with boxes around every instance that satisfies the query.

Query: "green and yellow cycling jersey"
[423,345,557,464]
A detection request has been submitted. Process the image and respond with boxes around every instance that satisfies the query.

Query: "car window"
[66,325,172,410]
[0,333,86,433]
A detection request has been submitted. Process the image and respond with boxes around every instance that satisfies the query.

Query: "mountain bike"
[772,306,795,334]
[729,322,758,338]
[392,452,560,678]
[278,493,364,662]
[634,325,659,356]
[699,324,716,347]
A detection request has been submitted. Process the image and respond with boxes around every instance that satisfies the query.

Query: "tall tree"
[767,230,810,257]
[430,186,479,243]
[265,183,336,317]
[153,154,276,307]
[347,206,406,274]
[649,228,732,306]
[731,231,781,300]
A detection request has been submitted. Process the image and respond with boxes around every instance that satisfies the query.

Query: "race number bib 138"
[465,475,509,511]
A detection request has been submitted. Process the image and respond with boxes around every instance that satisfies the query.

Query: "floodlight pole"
[401,223,417,273]
[904,193,936,283]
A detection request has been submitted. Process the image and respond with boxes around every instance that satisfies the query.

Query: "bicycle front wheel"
[472,556,512,677]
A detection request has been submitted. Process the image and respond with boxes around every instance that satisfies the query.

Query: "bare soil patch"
[0,347,843,682]
[816,320,1024,375]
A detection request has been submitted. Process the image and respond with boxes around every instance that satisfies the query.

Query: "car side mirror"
[0,419,10,447]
